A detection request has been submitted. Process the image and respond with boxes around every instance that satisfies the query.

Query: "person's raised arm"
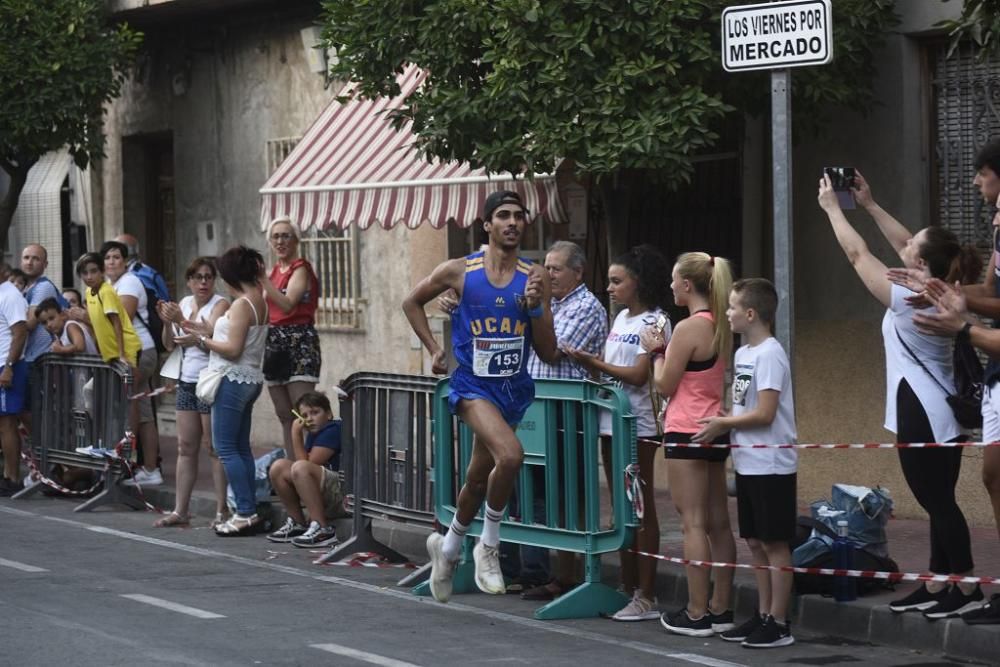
[642,319,699,398]
[260,264,310,314]
[564,344,651,386]
[524,265,558,364]
[853,170,912,256]
[402,258,464,375]
[290,418,308,462]
[819,174,892,307]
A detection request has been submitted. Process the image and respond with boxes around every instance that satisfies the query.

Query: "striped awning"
[259,66,565,231]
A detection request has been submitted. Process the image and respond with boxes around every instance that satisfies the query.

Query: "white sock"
[442,517,469,561]
[481,504,505,548]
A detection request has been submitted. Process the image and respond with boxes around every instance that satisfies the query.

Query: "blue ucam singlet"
[448,251,536,425]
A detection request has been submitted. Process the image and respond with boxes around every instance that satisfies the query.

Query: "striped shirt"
[527,283,608,380]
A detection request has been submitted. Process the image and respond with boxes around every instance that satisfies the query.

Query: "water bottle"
[832,519,857,602]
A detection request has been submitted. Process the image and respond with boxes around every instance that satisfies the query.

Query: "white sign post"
[721,0,832,365]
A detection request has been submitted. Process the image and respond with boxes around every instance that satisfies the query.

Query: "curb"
[140,487,998,664]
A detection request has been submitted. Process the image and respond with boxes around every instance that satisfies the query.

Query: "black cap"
[483,190,527,221]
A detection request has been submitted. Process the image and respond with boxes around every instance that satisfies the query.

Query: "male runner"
[403,190,558,602]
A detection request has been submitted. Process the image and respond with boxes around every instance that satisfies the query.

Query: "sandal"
[215,513,260,537]
[154,511,191,528]
[209,511,231,531]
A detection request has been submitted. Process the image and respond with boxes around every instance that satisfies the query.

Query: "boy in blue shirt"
[693,278,797,649]
[266,391,344,547]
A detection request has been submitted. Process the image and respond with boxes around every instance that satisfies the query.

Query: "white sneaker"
[473,541,505,595]
[426,533,458,603]
[612,592,659,621]
[123,467,163,487]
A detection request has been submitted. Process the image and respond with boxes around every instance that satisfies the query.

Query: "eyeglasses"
[191,273,215,282]
[493,210,526,221]
[270,232,294,242]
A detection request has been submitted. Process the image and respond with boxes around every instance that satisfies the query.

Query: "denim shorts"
[176,381,211,414]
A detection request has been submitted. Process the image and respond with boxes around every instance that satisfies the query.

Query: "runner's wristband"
[527,304,544,318]
[960,322,972,339]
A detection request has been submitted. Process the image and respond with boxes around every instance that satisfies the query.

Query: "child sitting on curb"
[693,278,798,649]
[266,391,344,547]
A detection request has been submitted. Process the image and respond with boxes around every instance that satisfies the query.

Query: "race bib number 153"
[473,337,524,377]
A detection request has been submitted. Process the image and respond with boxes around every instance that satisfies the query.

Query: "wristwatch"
[198,334,208,350]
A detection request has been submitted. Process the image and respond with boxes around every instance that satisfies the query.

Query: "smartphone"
[823,167,856,209]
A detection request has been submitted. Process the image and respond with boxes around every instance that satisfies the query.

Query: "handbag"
[195,367,225,405]
[893,324,982,430]
[159,346,183,381]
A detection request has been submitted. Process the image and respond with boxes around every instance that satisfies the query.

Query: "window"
[299,226,362,330]
[266,135,363,330]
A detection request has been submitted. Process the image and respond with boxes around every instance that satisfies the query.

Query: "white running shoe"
[612,592,660,621]
[427,533,458,603]
[123,467,163,487]
[473,541,505,595]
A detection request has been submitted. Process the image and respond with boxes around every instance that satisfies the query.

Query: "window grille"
[266,136,302,178]
[932,42,1000,253]
[299,227,362,330]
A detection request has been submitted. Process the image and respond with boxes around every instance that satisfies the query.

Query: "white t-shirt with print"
[731,336,798,475]
[0,281,27,363]
[599,307,670,438]
[112,272,154,351]
[881,283,960,443]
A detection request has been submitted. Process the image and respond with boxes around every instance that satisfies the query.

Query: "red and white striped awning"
[259,66,565,231]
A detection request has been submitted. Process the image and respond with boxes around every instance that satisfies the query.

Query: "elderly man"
[519,240,609,600]
[0,263,29,495]
[20,244,65,432]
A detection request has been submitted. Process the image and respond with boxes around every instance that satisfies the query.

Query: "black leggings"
[896,379,974,574]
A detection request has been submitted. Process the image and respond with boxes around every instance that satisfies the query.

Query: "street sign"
[722,0,832,72]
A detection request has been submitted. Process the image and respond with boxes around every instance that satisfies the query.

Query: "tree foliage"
[321,0,897,186]
[0,0,141,250]
[937,0,1000,58]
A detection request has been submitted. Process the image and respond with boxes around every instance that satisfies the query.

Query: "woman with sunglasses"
[260,218,322,452]
[155,257,230,527]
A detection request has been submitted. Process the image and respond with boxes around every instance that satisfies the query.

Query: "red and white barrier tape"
[316,551,417,569]
[644,439,1000,449]
[21,449,108,497]
[631,549,998,585]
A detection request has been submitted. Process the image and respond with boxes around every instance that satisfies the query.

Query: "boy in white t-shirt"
[693,278,797,649]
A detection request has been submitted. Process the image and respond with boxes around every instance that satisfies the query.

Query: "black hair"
[974,138,1000,179]
[8,268,26,283]
[296,391,332,414]
[185,256,218,281]
[36,297,62,315]
[100,240,129,261]
[62,288,82,303]
[75,252,104,276]
[611,244,671,311]
[919,226,982,284]
[732,278,779,325]
[216,245,263,290]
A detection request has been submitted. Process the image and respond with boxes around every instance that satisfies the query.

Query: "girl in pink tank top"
[640,251,738,637]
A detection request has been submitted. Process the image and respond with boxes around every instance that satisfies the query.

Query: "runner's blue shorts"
[448,368,534,426]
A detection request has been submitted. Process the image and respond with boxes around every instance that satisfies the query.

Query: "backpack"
[952,332,984,429]
[792,517,900,597]
[130,263,170,354]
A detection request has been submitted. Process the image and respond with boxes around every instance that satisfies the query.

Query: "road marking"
[0,506,745,667]
[120,594,226,619]
[311,643,422,666]
[0,558,47,573]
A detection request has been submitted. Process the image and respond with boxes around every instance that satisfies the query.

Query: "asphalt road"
[0,497,984,667]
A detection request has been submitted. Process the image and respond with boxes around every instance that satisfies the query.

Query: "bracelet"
[198,334,208,350]
[527,304,544,318]
[960,322,973,339]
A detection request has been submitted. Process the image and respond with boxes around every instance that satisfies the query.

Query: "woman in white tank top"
[182,246,269,537]
[155,257,230,529]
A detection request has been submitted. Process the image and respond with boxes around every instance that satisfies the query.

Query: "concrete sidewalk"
[120,435,1000,664]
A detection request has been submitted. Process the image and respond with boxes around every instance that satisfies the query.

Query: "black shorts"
[663,431,731,463]
[735,472,797,542]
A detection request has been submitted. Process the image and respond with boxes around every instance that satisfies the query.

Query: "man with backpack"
[20,244,68,434]
[116,234,170,352]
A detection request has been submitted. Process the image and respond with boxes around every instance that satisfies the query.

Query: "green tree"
[937,0,1000,57]
[0,0,141,252]
[319,0,896,238]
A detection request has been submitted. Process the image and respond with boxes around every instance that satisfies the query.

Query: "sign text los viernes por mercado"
[722,0,832,72]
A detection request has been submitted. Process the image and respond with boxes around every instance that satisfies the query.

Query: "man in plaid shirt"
[526,241,608,380]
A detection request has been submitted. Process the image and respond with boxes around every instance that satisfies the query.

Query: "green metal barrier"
[412,378,638,620]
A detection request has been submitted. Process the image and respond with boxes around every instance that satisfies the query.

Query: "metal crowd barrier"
[12,353,143,512]
[319,371,437,582]
[412,378,639,620]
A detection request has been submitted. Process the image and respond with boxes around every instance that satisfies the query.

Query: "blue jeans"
[211,378,262,516]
